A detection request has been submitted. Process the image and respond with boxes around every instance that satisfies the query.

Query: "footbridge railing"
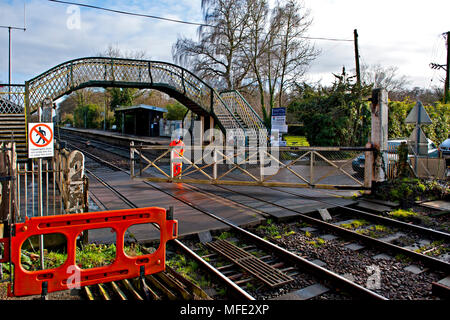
[24,57,250,136]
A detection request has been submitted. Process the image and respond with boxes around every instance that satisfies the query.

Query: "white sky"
[0,0,449,90]
[303,0,450,89]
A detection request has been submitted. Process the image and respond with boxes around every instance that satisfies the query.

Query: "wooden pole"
[445,31,450,104]
[354,29,361,87]
[0,143,10,221]
[364,142,373,189]
[209,116,214,143]
[370,88,389,183]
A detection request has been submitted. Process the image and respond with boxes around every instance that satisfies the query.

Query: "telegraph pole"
[0,26,26,88]
[445,31,449,103]
[430,31,450,103]
[354,29,361,86]
[1,3,26,91]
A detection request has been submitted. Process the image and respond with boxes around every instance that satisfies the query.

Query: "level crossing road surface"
[86,168,356,244]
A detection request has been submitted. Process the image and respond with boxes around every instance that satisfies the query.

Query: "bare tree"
[172,0,250,90]
[243,0,317,123]
[171,0,317,125]
[361,63,411,92]
[97,44,148,109]
[271,0,317,108]
[241,0,271,120]
[98,43,147,60]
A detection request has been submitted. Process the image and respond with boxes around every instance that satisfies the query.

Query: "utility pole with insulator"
[354,29,361,87]
[445,31,450,103]
[1,4,27,95]
[0,25,26,97]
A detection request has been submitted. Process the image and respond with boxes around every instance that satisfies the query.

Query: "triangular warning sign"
[408,126,428,144]
[408,126,429,155]
[405,101,432,124]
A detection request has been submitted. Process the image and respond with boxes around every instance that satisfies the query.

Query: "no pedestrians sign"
[28,123,54,158]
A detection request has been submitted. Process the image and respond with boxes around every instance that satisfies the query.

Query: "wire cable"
[48,0,210,27]
[48,0,353,42]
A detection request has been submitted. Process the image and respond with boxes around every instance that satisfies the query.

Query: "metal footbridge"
[0,57,267,159]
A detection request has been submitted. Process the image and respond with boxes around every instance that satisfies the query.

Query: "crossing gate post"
[364,142,373,189]
[170,145,174,179]
[370,88,389,185]
[2,207,177,297]
[130,141,135,178]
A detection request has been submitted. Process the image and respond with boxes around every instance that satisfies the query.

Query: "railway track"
[59,131,449,299]
[81,264,211,301]
[207,184,450,268]
[62,133,449,266]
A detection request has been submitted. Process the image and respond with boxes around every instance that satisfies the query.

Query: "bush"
[388,99,449,146]
[165,102,187,120]
[73,103,102,129]
[288,76,372,147]
[61,113,74,126]
[374,178,449,208]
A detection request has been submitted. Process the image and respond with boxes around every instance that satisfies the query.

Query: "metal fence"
[0,84,25,114]
[1,143,88,224]
[15,159,63,222]
[385,143,447,180]
[130,142,374,190]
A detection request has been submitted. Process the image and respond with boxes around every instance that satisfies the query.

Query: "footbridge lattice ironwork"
[0,57,268,159]
[24,57,265,135]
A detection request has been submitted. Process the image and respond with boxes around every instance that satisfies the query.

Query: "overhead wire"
[48,0,210,27]
[48,0,353,42]
[427,33,446,90]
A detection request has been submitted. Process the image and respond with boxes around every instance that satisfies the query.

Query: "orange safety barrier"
[2,207,177,297]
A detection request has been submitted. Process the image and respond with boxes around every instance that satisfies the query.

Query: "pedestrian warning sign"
[28,123,54,158]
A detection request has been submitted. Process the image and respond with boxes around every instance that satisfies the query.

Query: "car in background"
[439,135,450,175]
[351,139,439,175]
[424,139,439,158]
[439,134,450,158]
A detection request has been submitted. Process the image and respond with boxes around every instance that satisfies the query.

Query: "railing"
[0,84,25,114]
[385,144,447,180]
[130,143,374,190]
[2,143,88,223]
[219,90,268,145]
[26,58,212,115]
[220,90,265,131]
[22,57,253,141]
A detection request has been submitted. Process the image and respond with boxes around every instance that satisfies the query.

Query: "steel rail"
[74,145,255,300]
[62,132,449,244]
[213,185,450,272]
[270,186,450,240]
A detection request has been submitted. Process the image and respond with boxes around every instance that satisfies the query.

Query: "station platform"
[59,127,171,147]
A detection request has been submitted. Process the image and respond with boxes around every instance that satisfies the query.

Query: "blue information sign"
[271,108,286,117]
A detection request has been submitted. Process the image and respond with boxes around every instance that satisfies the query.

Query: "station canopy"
[115,104,168,114]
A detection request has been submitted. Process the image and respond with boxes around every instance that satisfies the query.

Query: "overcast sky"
[1,0,449,90]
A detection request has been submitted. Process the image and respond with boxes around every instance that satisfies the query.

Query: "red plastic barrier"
[4,207,177,297]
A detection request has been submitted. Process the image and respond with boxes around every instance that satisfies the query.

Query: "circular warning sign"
[30,123,53,148]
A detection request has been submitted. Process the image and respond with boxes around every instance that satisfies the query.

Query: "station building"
[115,104,167,137]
